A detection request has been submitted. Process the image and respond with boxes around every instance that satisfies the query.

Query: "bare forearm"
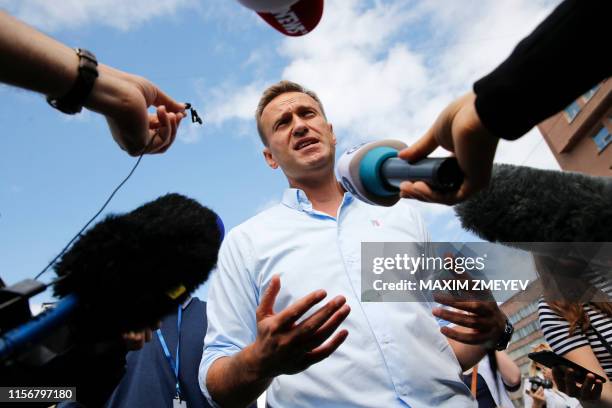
[206,346,272,408]
[448,339,487,371]
[0,11,77,97]
[494,351,521,387]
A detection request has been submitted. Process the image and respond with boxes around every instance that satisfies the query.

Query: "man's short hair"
[255,80,326,145]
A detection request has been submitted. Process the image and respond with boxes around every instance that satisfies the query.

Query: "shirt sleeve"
[473,0,611,140]
[537,300,589,356]
[198,228,260,407]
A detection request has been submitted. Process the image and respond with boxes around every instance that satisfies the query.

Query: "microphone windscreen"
[52,193,223,333]
[455,164,612,242]
[243,0,324,36]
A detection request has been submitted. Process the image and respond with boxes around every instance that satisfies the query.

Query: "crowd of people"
[1,0,610,407]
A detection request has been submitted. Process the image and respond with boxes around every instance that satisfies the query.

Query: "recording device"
[0,193,223,405]
[528,350,607,384]
[455,164,612,243]
[528,376,553,392]
[454,164,612,268]
[237,0,324,36]
[336,139,464,206]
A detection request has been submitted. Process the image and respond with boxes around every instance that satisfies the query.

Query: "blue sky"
[0,0,560,304]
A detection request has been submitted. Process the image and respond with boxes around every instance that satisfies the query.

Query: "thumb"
[398,126,439,163]
[153,88,187,113]
[257,275,281,319]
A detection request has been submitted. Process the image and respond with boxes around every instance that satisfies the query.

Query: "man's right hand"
[245,275,350,378]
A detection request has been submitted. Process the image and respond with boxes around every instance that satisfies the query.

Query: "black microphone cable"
[34,104,204,284]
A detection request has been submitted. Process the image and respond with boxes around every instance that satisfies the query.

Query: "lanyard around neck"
[156,306,183,399]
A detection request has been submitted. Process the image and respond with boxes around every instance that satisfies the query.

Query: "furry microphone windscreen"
[52,193,222,333]
[455,164,612,242]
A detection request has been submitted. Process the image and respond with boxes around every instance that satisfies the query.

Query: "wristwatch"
[47,48,98,114]
[494,318,514,351]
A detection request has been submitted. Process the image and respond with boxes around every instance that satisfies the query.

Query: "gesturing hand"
[247,275,350,378]
[432,293,506,347]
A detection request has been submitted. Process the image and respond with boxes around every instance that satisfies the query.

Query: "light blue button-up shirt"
[199,189,474,408]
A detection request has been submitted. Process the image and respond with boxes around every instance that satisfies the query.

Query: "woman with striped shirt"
[538,264,612,408]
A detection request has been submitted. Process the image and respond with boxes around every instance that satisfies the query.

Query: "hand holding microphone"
[336,139,464,207]
[398,92,498,205]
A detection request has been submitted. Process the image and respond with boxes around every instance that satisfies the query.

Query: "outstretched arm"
[0,11,186,155]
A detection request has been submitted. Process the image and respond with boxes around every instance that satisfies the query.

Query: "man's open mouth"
[294,138,319,150]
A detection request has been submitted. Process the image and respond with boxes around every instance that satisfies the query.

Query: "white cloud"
[496,128,560,170]
[0,0,195,31]
[179,122,206,144]
[206,81,265,124]
[206,0,561,163]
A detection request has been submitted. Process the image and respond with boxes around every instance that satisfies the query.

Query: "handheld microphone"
[336,139,464,206]
[0,193,223,360]
[238,0,324,36]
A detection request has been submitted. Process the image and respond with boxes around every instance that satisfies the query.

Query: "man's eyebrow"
[272,111,290,130]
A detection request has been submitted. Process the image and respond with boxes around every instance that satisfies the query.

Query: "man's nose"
[292,116,308,137]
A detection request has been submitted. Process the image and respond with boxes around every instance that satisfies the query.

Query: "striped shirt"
[538,271,612,380]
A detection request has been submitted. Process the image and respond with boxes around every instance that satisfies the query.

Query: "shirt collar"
[281,188,355,214]
[282,188,312,212]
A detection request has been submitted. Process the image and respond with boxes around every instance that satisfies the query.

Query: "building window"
[592,126,612,152]
[582,84,601,102]
[564,101,581,122]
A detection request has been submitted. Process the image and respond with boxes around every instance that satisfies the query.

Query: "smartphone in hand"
[528,350,607,384]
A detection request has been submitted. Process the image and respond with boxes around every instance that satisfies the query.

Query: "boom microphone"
[455,164,612,243]
[53,192,223,333]
[0,193,223,360]
[238,0,324,36]
[336,139,464,206]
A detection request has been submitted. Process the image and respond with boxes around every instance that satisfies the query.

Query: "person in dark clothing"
[399,0,611,205]
[105,297,249,408]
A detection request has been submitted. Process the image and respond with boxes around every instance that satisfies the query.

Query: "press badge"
[173,397,187,408]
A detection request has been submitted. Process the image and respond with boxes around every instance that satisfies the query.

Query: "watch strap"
[47,48,99,114]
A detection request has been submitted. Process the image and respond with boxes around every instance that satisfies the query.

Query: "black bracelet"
[47,48,99,114]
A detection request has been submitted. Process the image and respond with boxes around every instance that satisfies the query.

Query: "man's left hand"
[432,294,506,347]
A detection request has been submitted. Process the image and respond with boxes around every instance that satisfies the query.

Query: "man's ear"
[263,146,279,169]
[329,123,336,146]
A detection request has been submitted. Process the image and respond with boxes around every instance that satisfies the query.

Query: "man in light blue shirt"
[199,81,509,408]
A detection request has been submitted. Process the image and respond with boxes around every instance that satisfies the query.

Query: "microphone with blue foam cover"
[336,139,464,206]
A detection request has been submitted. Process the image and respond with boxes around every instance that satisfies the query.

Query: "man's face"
[260,92,336,181]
